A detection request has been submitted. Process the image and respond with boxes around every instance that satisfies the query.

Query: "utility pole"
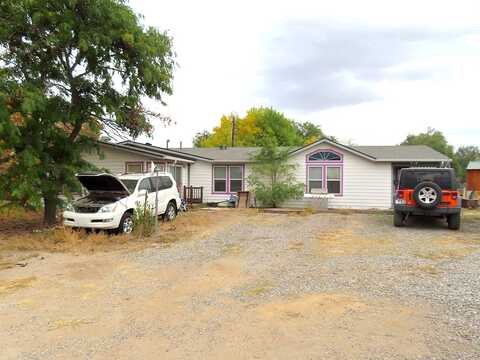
[231,115,236,147]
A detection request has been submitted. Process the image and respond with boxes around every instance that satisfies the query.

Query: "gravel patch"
[1,210,479,359]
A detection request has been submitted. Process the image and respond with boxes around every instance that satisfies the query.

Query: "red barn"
[466,161,480,192]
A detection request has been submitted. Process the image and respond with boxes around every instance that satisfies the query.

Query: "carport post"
[154,167,159,232]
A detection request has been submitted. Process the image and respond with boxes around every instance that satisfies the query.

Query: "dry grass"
[48,318,94,331]
[0,208,256,257]
[314,229,395,257]
[0,227,134,255]
[414,248,477,261]
[243,281,274,297]
[0,276,36,296]
[414,236,479,261]
[463,209,480,222]
[156,208,254,244]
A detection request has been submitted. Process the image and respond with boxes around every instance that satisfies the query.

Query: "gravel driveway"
[1,209,480,359]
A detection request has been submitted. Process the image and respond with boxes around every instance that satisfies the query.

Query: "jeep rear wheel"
[413,181,442,209]
[393,210,405,227]
[447,212,461,230]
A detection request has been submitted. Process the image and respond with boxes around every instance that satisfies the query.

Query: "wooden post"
[139,190,148,237]
[154,169,159,233]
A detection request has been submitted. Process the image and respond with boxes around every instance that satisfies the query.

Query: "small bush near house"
[133,204,156,237]
[248,142,304,208]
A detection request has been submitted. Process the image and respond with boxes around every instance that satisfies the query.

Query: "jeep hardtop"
[394,167,461,230]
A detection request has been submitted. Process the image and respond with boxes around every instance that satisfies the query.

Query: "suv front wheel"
[118,212,134,234]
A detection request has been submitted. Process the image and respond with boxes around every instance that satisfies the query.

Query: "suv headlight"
[99,204,117,213]
[64,203,75,212]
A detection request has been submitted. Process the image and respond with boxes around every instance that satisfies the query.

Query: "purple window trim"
[306,164,344,197]
[211,164,245,194]
[305,148,344,164]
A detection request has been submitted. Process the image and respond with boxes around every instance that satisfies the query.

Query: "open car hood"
[76,173,130,194]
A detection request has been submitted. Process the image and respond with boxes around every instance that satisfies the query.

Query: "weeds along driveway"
[1,209,480,359]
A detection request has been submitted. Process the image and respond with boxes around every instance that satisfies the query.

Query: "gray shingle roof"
[467,160,480,170]
[351,145,450,161]
[171,144,450,162]
[170,147,259,161]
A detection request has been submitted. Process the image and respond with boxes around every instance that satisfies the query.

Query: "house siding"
[282,144,392,210]
[189,161,252,203]
[82,145,188,188]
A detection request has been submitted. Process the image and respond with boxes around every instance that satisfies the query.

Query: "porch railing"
[183,186,203,204]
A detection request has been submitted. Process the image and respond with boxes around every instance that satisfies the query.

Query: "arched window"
[307,150,342,162]
[306,149,343,195]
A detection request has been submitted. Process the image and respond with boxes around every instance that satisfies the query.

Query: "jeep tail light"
[396,191,404,199]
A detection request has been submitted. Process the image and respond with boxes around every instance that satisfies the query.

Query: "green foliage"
[454,146,480,181]
[248,142,304,208]
[133,204,156,237]
[401,128,480,182]
[194,107,325,147]
[401,128,454,158]
[192,130,212,147]
[0,0,175,224]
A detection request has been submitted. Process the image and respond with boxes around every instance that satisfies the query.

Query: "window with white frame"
[229,166,243,192]
[213,165,243,193]
[125,162,143,173]
[326,166,341,194]
[308,167,323,193]
[213,166,227,192]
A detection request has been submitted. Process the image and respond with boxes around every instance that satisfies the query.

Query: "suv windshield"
[120,179,138,193]
[399,170,453,190]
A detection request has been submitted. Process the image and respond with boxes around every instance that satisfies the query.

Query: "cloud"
[260,22,478,111]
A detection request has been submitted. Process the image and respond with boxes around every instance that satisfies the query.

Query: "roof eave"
[119,141,213,162]
[376,158,451,162]
[98,141,165,159]
[289,138,377,161]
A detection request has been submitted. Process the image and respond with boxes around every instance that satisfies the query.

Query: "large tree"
[401,128,454,158]
[194,107,324,147]
[454,145,480,181]
[0,0,175,224]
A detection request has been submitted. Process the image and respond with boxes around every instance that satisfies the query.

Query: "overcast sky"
[129,0,480,148]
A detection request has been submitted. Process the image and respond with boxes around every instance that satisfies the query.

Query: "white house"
[82,138,450,210]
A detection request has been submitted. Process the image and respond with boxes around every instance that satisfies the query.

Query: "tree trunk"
[43,194,57,226]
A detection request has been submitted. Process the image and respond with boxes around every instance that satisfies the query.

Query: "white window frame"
[213,165,228,193]
[307,166,323,194]
[326,166,342,195]
[229,165,243,193]
[125,162,143,174]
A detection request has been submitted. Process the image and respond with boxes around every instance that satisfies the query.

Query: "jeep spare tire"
[413,181,442,209]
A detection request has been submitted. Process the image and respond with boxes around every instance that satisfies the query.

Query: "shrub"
[133,204,156,237]
[248,143,304,208]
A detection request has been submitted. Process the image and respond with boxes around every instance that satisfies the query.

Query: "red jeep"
[394,168,461,230]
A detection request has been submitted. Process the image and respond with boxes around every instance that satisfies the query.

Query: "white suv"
[63,172,181,233]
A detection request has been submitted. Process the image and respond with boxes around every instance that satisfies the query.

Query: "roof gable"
[289,138,377,161]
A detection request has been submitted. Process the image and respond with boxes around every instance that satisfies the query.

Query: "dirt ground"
[1,209,480,359]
